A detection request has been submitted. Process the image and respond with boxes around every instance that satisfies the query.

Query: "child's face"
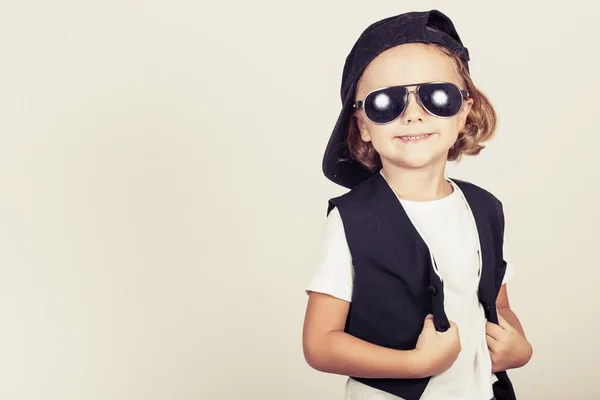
[354,43,473,171]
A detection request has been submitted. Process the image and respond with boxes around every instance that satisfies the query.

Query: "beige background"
[0,1,598,399]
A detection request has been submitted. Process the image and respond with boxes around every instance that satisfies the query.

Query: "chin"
[402,159,438,169]
[387,151,448,170]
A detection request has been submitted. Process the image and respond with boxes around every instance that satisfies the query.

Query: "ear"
[457,97,474,132]
[354,111,372,142]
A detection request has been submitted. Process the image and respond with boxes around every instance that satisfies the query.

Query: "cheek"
[438,120,462,142]
[364,122,393,144]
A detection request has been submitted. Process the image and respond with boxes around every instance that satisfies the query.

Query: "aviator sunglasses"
[353,82,470,124]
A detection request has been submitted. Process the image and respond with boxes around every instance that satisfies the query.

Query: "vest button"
[428,285,437,296]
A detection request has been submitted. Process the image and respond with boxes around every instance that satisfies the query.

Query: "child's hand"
[413,314,461,377]
[486,311,533,372]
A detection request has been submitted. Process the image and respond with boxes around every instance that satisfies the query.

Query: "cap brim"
[322,84,377,189]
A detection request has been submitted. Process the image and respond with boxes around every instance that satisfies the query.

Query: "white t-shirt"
[306,173,515,400]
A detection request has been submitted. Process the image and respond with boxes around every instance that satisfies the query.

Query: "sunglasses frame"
[353,81,470,125]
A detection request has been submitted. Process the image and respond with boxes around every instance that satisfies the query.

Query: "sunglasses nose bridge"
[402,88,428,120]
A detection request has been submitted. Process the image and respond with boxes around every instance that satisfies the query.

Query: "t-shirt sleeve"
[305,207,354,302]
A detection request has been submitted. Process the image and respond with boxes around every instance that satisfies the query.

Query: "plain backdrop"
[0,1,598,399]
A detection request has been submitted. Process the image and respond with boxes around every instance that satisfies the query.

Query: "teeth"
[401,134,429,141]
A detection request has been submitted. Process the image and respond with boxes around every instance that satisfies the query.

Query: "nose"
[401,89,426,124]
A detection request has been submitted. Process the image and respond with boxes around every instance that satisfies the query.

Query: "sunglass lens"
[418,83,464,117]
[364,86,407,124]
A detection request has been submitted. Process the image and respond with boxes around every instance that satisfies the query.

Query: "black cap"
[322,10,470,189]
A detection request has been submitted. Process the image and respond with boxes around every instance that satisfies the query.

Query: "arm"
[302,292,423,379]
[486,284,533,372]
[496,284,528,339]
[302,292,461,379]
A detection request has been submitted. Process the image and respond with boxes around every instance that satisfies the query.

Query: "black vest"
[328,174,516,400]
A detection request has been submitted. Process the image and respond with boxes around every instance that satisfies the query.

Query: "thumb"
[423,314,435,329]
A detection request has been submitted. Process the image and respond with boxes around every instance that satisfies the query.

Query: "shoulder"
[327,173,385,215]
[450,178,507,233]
[450,178,504,208]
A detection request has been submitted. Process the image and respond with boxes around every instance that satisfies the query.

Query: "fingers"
[486,333,498,350]
[486,321,504,340]
[422,315,460,334]
[496,310,515,331]
[441,320,460,338]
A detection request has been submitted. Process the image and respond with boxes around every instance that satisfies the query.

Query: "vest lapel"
[455,181,499,324]
[374,174,452,331]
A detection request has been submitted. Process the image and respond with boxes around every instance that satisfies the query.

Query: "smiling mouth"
[396,133,434,142]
